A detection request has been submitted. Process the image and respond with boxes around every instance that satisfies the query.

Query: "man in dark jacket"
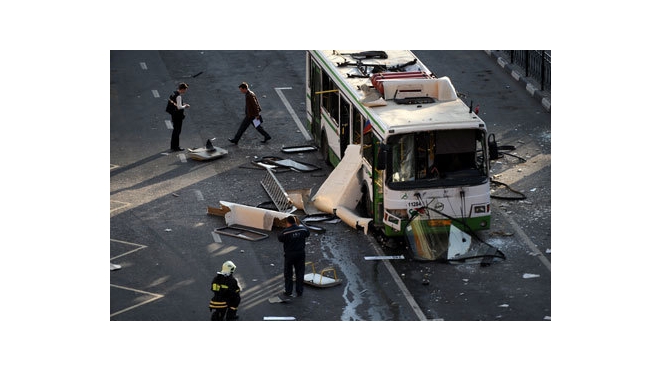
[278,216,310,297]
[209,261,241,320]
[168,82,190,151]
[228,82,271,144]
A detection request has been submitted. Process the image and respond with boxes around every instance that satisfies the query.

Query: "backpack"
[165,91,179,115]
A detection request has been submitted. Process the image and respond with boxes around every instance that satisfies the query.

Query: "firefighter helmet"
[221,260,236,275]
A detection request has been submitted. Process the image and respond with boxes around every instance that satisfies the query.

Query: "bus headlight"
[473,204,490,214]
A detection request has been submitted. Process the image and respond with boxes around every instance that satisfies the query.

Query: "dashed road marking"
[140,62,147,70]
[152,89,160,98]
[165,120,173,129]
[194,189,204,201]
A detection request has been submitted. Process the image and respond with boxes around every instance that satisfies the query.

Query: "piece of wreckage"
[249,156,322,173]
[403,207,505,265]
[208,144,503,264]
[186,139,228,161]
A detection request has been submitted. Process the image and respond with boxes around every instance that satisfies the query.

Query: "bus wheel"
[321,131,331,166]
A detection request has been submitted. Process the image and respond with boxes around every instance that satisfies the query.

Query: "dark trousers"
[231,116,270,143]
[170,114,184,149]
[210,296,241,321]
[284,253,305,295]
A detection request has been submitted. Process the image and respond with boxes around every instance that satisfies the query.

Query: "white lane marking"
[152,89,160,98]
[140,62,147,70]
[366,238,428,321]
[178,154,187,163]
[211,231,222,243]
[165,120,173,129]
[274,87,311,141]
[499,211,551,272]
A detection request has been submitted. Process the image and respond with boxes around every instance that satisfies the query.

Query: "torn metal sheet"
[248,160,288,172]
[263,316,296,320]
[281,144,318,153]
[302,213,337,223]
[186,146,228,161]
[252,156,320,172]
[217,201,293,230]
[405,221,471,261]
[311,144,372,234]
[213,226,269,241]
[364,255,405,260]
[267,158,320,172]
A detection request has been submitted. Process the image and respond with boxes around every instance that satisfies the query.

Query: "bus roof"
[311,50,485,136]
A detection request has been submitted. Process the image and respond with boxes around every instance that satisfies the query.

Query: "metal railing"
[503,50,551,91]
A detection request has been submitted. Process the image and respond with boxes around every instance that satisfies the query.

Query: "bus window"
[321,71,339,123]
[352,109,363,146]
[363,120,374,166]
[388,129,487,187]
[391,134,415,182]
[339,96,351,157]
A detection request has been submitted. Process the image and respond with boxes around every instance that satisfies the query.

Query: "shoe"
[261,136,271,143]
[171,147,184,152]
[282,292,293,297]
[296,292,303,297]
[226,315,239,321]
[228,138,238,144]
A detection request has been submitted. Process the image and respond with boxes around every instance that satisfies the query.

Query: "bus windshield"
[388,129,488,189]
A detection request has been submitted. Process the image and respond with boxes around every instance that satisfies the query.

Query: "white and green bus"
[306,50,494,260]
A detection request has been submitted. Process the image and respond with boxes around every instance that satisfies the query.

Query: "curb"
[484,50,551,112]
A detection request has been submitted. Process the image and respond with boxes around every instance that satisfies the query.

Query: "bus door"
[309,59,322,144]
[339,94,351,158]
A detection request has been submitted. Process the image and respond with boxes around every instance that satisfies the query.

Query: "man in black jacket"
[167,82,190,151]
[278,216,310,298]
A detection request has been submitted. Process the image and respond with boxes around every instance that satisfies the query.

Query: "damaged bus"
[306,50,496,261]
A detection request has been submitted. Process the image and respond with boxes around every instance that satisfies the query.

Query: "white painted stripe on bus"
[152,89,160,98]
[140,62,147,70]
[165,120,173,129]
[275,87,312,141]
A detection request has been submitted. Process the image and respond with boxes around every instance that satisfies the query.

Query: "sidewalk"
[484,50,551,112]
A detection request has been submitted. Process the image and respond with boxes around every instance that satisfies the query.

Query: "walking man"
[278,216,310,298]
[167,82,190,151]
[209,261,241,320]
[229,82,271,144]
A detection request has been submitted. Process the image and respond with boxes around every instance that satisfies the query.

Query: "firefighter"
[209,261,241,320]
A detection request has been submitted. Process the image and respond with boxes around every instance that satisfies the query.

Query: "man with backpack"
[165,82,190,151]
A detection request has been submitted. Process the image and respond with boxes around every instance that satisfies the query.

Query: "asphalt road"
[110,50,551,322]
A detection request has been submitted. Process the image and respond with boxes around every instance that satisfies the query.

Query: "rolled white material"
[220,201,291,231]
[312,144,372,233]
